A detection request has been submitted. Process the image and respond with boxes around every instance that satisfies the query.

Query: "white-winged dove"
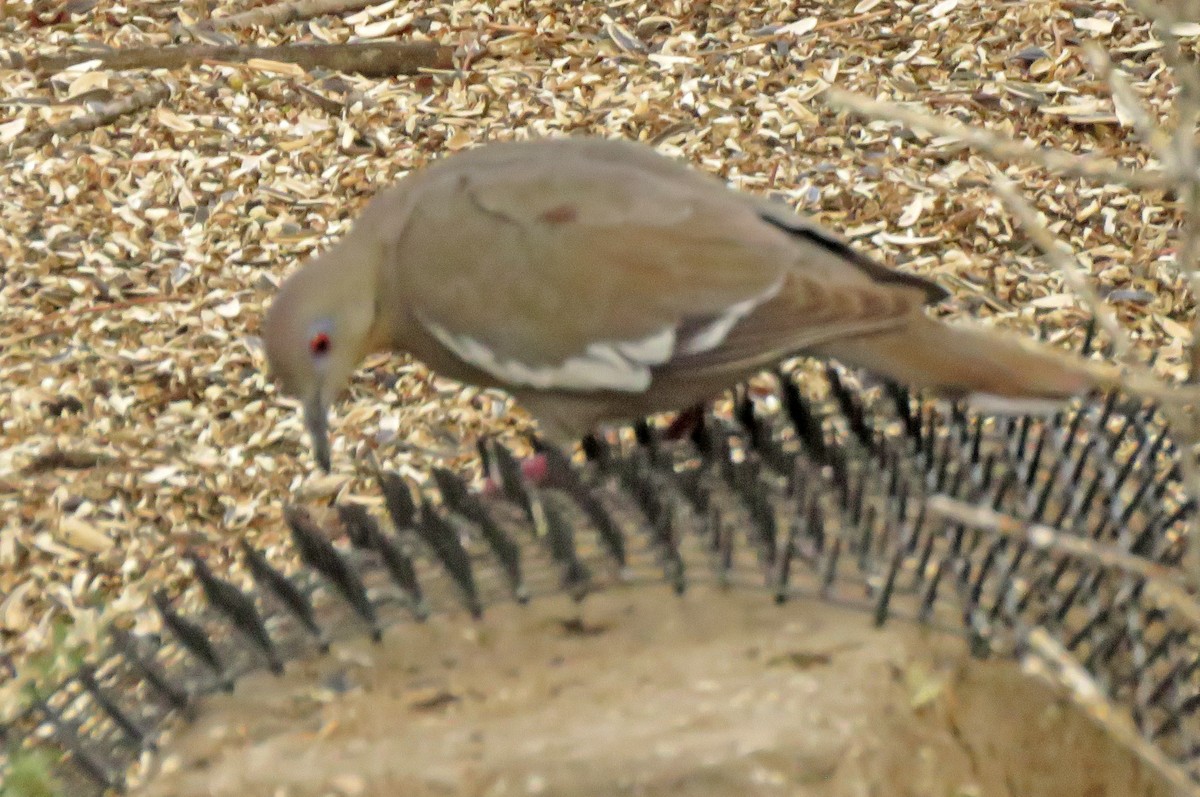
[262,136,1119,471]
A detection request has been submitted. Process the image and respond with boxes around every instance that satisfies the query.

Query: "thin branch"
[192,0,380,31]
[823,89,1173,190]
[929,494,1200,636]
[12,82,170,150]
[1022,628,1200,797]
[1082,44,1174,164]
[990,176,1135,364]
[926,496,1189,590]
[834,18,1200,565]
[1122,0,1200,380]
[8,40,454,78]
[701,10,890,57]
[0,295,185,349]
[986,180,1200,570]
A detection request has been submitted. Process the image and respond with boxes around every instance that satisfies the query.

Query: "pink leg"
[520,452,550,483]
[482,452,551,496]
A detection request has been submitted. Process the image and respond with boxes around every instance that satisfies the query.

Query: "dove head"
[262,240,385,473]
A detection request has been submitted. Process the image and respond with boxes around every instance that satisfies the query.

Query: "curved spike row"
[5,358,1199,796]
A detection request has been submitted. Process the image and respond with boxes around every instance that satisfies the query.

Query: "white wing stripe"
[421,316,675,392]
[422,274,782,393]
[678,276,785,356]
[615,326,676,364]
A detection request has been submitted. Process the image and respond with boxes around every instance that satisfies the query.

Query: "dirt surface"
[135,587,1169,797]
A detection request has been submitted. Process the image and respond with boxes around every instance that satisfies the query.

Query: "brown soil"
[134,586,1169,797]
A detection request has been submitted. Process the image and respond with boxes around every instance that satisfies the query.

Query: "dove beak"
[303,390,332,473]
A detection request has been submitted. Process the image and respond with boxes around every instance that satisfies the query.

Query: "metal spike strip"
[337,503,429,621]
[2,363,1197,796]
[284,506,382,641]
[185,552,284,676]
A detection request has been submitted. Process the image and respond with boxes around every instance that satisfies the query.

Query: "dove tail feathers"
[811,315,1122,412]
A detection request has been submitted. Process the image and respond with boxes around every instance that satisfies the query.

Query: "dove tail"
[810,314,1121,411]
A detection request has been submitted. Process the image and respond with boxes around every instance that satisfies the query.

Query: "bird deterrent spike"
[338,503,429,621]
[581,432,611,465]
[874,548,905,627]
[416,500,484,619]
[109,627,190,712]
[540,495,592,602]
[77,664,152,749]
[378,470,419,530]
[285,505,382,642]
[434,467,527,603]
[883,380,921,447]
[239,539,328,652]
[187,552,284,676]
[152,590,229,690]
[483,437,536,513]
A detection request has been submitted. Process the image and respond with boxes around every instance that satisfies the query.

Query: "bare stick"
[930,494,1200,633]
[12,82,170,150]
[1129,0,1200,381]
[994,176,1200,426]
[927,496,1188,588]
[1083,44,1174,165]
[195,0,378,31]
[702,10,890,57]
[1022,628,1200,797]
[9,40,454,78]
[990,177,1135,363]
[989,179,1200,557]
[823,89,1173,190]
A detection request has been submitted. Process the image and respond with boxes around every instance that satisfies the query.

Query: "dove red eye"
[309,332,331,356]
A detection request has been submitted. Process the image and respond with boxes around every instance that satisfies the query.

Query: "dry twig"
[826,26,1200,575]
[823,89,1173,190]
[985,178,1200,568]
[6,41,454,78]
[1022,628,1200,797]
[191,0,381,31]
[12,81,170,150]
[989,177,1134,363]
[926,496,1200,631]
